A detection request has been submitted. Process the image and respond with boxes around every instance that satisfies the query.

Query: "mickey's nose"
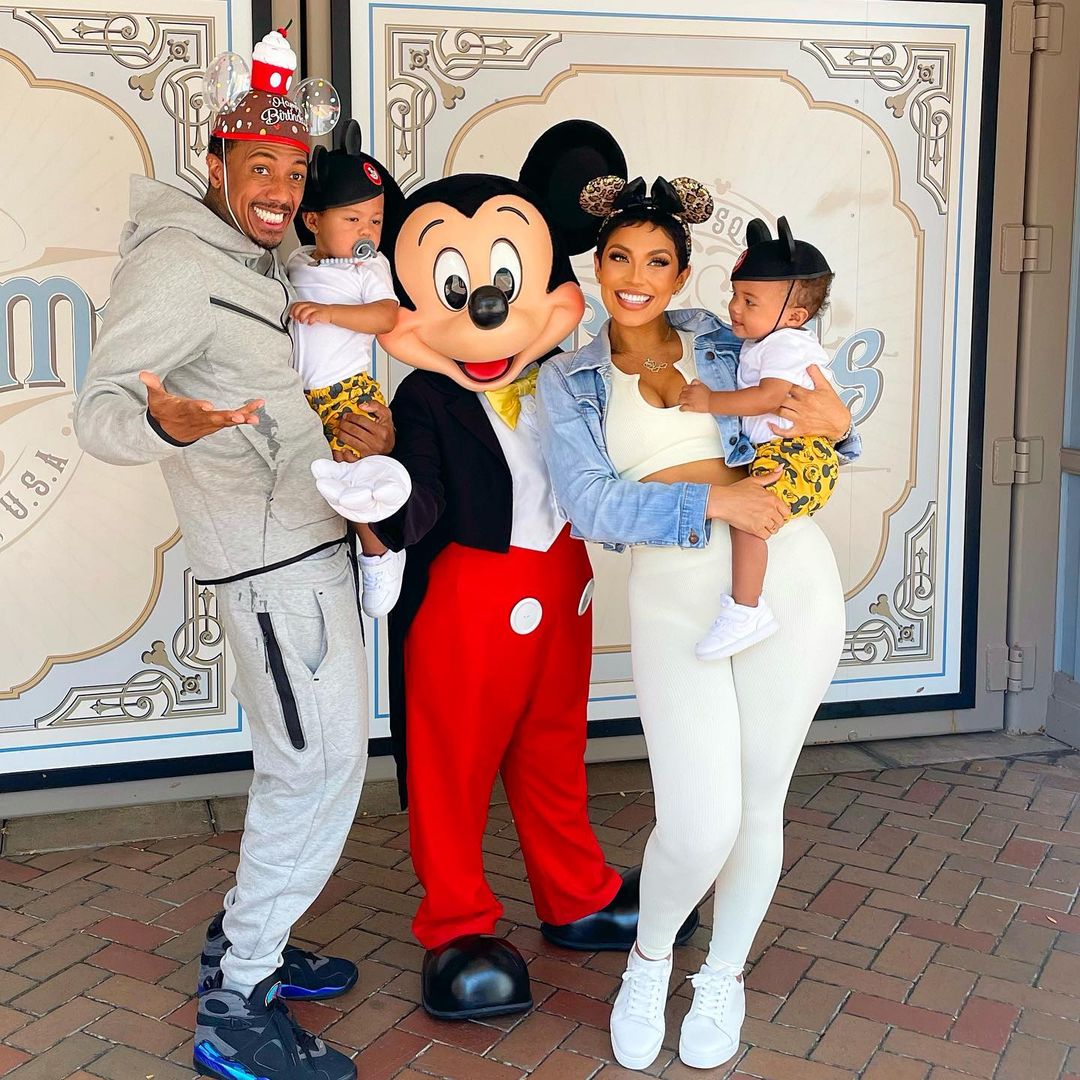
[468,285,508,329]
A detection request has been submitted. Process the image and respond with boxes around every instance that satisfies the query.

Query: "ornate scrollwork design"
[37,573,225,727]
[841,502,936,665]
[13,9,215,190]
[385,25,563,192]
[801,40,954,214]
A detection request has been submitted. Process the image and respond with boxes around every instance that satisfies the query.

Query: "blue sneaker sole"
[277,966,359,1002]
[194,1039,271,1080]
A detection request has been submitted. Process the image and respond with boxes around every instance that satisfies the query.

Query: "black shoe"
[421,935,533,1021]
[199,911,359,1001]
[539,866,701,951]
[194,973,356,1080]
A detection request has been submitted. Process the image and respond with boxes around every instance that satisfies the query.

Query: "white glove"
[310,456,412,523]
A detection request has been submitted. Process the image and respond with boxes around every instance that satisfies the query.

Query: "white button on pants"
[510,597,543,635]
[578,579,595,616]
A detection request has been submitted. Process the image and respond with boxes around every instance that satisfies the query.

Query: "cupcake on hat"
[203,26,340,154]
[252,27,297,93]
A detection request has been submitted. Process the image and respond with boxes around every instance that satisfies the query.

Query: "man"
[74,29,389,1080]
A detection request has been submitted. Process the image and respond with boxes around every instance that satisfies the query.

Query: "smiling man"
[73,31,380,1080]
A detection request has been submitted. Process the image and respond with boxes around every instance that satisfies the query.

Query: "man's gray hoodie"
[75,176,345,583]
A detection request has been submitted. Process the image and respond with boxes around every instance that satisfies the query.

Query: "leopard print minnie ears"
[579,174,714,246]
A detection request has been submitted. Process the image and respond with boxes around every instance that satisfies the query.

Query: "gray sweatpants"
[214,546,368,993]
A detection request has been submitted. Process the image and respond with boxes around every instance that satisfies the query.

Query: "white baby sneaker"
[359,548,406,618]
[695,595,778,660]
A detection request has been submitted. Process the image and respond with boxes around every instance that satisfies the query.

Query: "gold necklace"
[614,325,676,373]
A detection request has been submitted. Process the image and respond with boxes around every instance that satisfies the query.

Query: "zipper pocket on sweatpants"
[256,612,306,750]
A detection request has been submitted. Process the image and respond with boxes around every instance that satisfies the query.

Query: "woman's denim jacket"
[536,307,863,553]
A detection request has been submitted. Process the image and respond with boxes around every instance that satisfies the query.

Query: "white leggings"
[630,517,845,965]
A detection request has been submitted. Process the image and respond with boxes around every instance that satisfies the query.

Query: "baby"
[287,122,408,617]
[679,217,841,659]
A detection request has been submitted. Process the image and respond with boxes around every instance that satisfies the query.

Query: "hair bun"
[669,177,714,225]
[580,174,626,217]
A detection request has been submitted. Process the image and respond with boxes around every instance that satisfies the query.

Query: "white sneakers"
[695,595,779,660]
[678,960,746,1069]
[611,952,745,1072]
[610,949,672,1071]
[359,548,406,618]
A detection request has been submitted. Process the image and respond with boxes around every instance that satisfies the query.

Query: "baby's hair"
[792,274,834,321]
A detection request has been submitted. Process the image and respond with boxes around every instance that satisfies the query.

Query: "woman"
[536,176,858,1071]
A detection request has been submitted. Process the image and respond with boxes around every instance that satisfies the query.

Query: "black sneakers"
[199,911,359,1000]
[194,972,356,1080]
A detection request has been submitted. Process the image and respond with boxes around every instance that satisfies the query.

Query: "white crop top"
[605,330,726,482]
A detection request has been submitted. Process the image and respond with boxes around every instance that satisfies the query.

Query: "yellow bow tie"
[484,367,539,429]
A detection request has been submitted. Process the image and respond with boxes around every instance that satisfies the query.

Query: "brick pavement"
[0,746,1078,1078]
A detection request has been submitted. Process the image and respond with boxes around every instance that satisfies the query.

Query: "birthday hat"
[203,26,340,154]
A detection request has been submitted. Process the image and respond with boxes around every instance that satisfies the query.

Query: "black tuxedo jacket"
[373,367,526,806]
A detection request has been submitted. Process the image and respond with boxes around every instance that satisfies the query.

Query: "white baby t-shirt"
[736,327,838,445]
[286,246,397,390]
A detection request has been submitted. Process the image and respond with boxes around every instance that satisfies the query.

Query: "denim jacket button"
[705,350,715,360]
[729,436,738,446]
[689,531,700,545]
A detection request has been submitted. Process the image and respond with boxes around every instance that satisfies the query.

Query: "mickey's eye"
[490,239,521,302]
[434,248,470,311]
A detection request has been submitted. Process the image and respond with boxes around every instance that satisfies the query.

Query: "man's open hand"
[140,371,264,443]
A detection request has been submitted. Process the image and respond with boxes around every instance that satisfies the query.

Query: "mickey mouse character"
[345,121,696,1021]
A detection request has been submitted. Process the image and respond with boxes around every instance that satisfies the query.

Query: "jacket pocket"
[256,612,306,750]
[209,295,289,335]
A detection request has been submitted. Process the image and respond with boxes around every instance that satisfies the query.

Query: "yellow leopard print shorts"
[749,436,839,518]
[304,370,386,455]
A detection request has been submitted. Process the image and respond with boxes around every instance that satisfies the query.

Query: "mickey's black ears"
[745,218,772,246]
[342,119,364,156]
[777,216,796,262]
[519,119,628,256]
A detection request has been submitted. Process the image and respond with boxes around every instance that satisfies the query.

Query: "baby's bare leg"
[356,523,386,557]
[731,528,768,608]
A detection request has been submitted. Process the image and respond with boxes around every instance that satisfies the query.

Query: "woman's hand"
[770,364,851,441]
[707,471,789,540]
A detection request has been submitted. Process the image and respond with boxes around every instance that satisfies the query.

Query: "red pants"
[405,526,622,949]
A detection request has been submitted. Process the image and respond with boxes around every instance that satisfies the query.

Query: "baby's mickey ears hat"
[731,217,832,282]
[294,120,404,246]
